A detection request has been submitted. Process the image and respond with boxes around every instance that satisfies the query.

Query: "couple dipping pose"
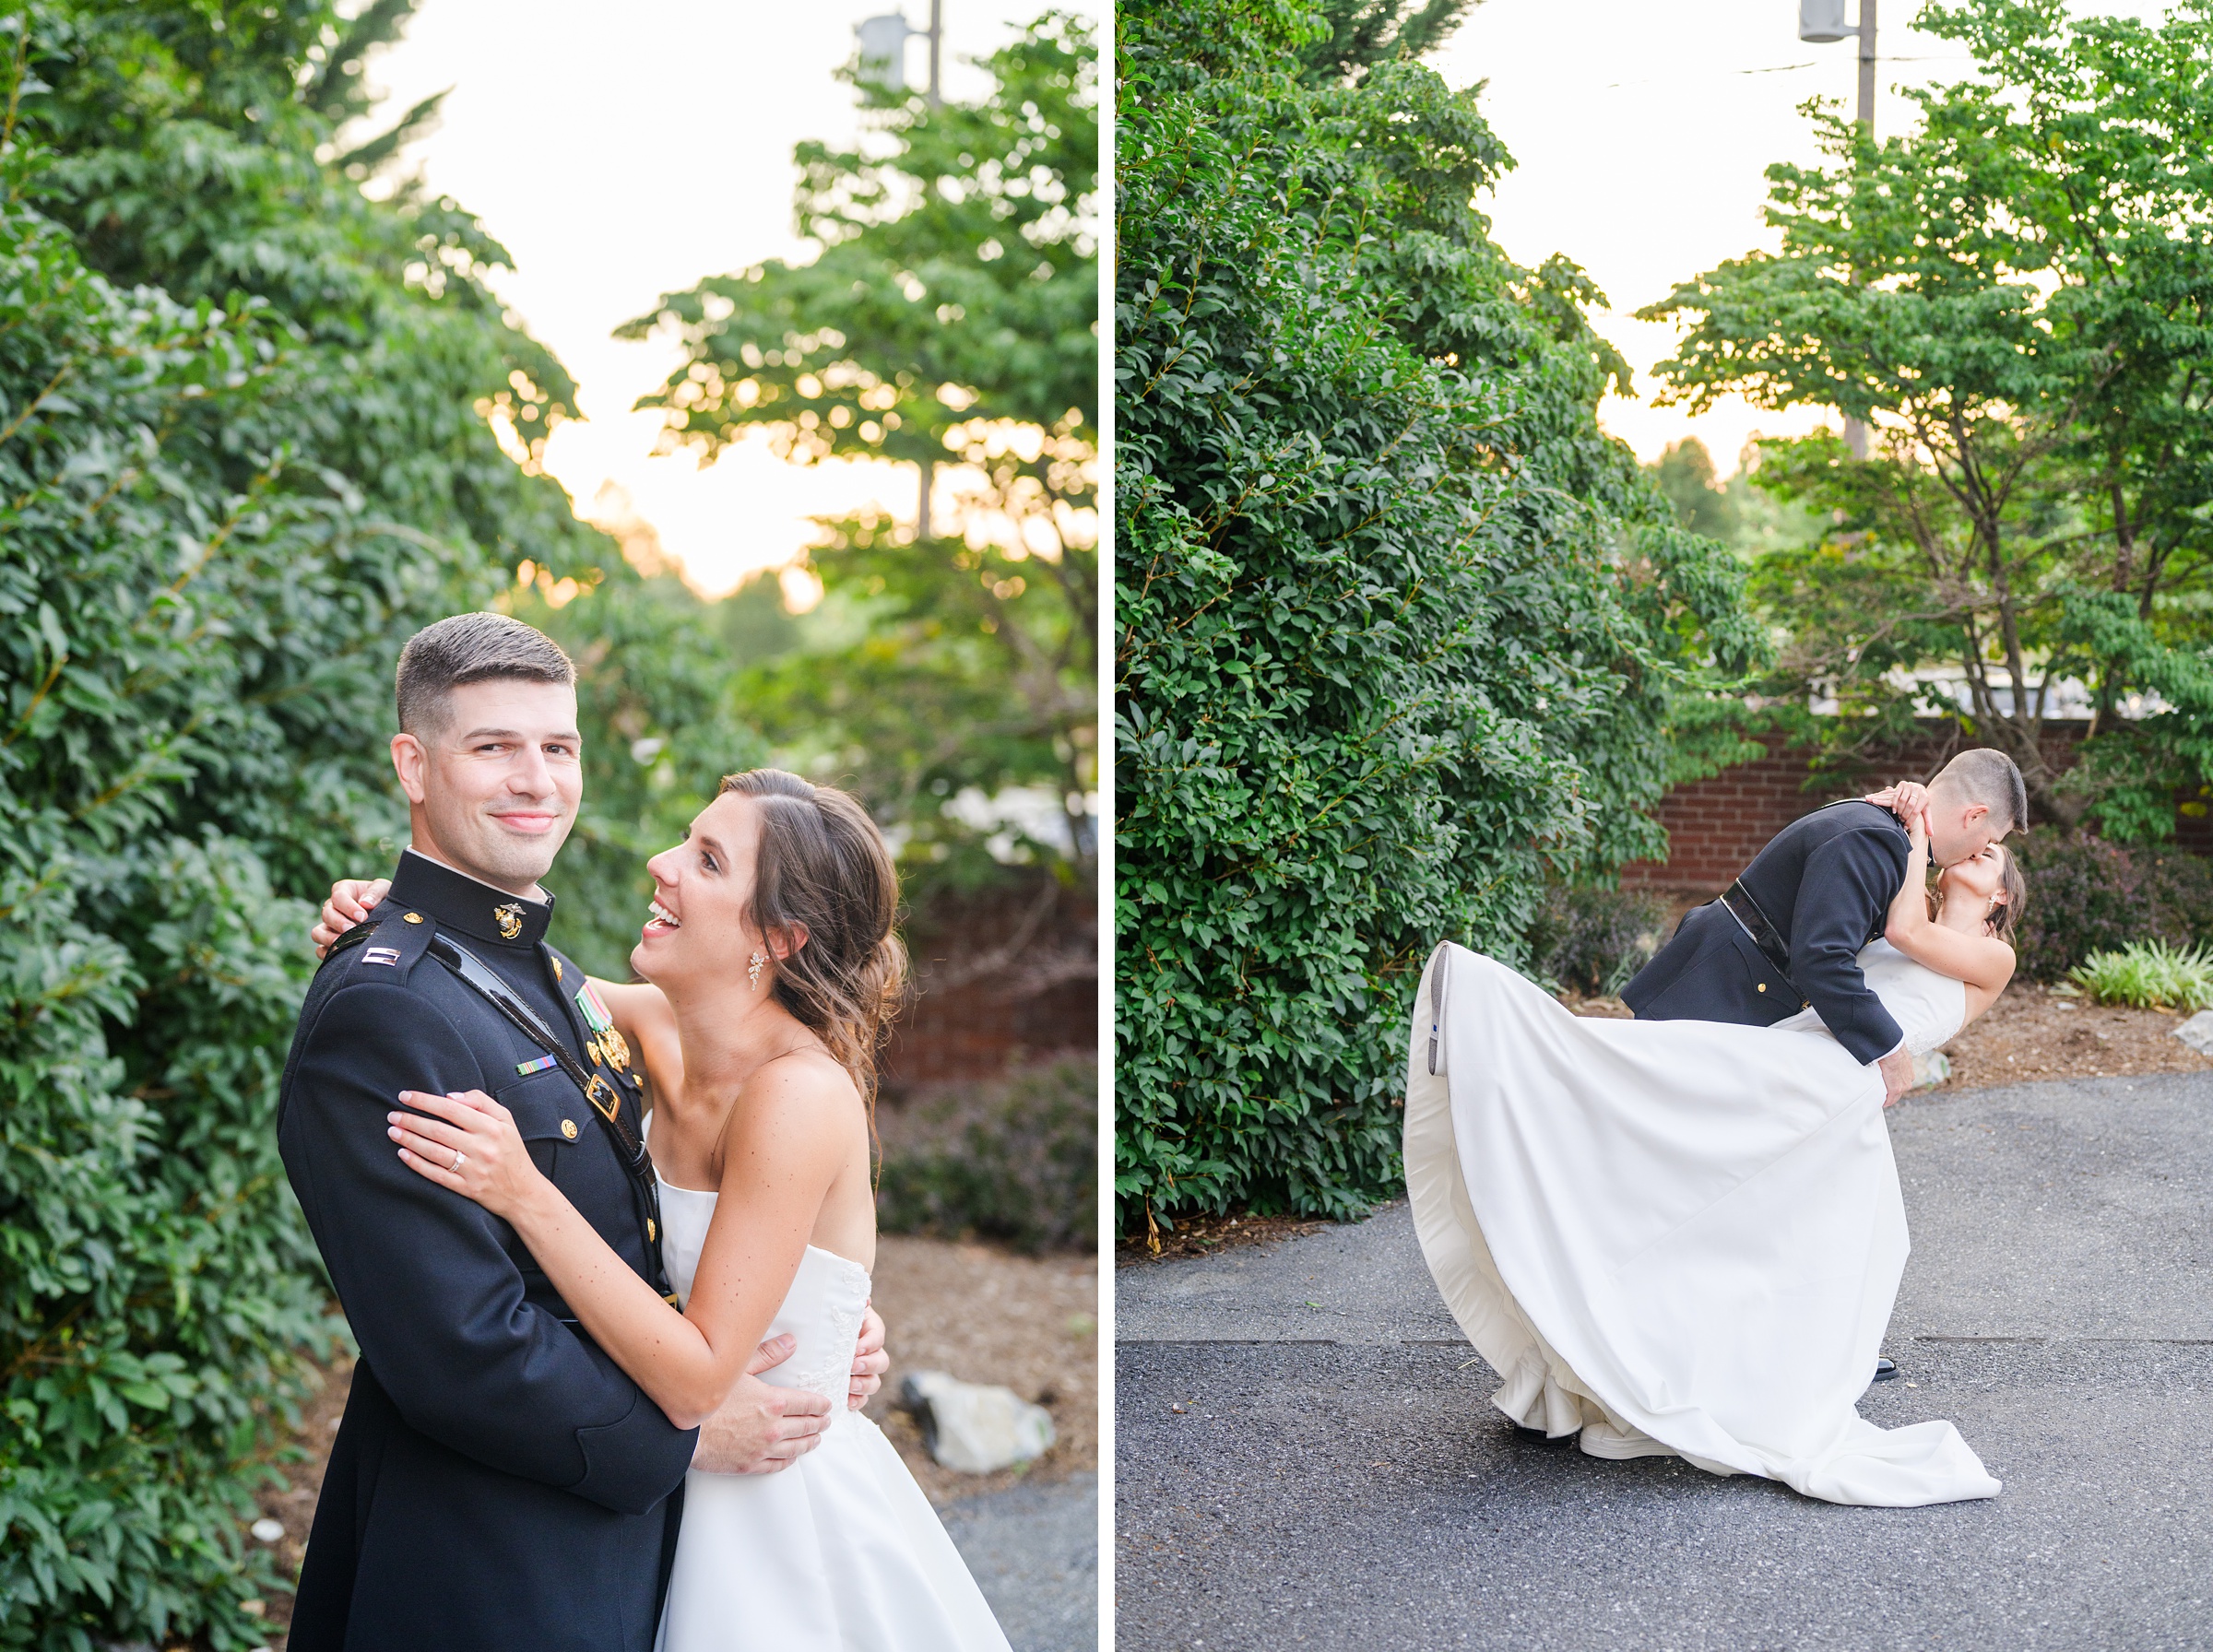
[1411,748,2027,1507]
[278,613,1010,1650]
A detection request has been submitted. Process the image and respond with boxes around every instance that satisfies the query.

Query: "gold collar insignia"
[492,902,526,941]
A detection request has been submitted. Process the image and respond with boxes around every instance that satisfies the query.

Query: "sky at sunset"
[1433,0,2170,474]
[354,0,1081,597]
[357,2,2172,586]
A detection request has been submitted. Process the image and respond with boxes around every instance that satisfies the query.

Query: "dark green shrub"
[877,1060,1097,1253]
[0,6,613,1645]
[2012,834,2213,982]
[1526,886,1675,997]
[1113,2,1758,1224]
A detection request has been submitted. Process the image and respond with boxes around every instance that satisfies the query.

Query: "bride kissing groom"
[1410,749,2027,1507]
[280,613,1011,1650]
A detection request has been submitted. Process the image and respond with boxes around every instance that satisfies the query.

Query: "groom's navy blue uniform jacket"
[1621,799,1911,1066]
[278,852,695,1652]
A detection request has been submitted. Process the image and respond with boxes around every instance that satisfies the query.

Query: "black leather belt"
[1721,879,1800,995]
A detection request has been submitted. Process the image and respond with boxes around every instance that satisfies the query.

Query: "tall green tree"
[1643,0,2213,837]
[617,12,1097,879]
[1116,0,1758,1225]
[0,3,609,1645]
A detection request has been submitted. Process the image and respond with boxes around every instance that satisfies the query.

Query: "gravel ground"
[251,1235,1095,1648]
[1117,1072,2213,1651]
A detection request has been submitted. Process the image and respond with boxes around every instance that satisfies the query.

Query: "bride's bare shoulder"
[713,1048,863,1184]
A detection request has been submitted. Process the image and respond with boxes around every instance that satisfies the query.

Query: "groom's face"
[1928,797,2004,868]
[391,678,583,894]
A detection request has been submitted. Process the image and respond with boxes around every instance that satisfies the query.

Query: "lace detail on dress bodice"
[656,1172,871,1410]
[1769,938,1966,1056]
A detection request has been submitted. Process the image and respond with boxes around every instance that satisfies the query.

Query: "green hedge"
[0,6,610,1645]
[1113,2,1757,1227]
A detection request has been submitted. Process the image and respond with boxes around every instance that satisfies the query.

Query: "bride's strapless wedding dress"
[1405,938,2001,1507]
[652,1173,1011,1652]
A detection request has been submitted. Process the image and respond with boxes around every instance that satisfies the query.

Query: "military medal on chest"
[574,978,632,1071]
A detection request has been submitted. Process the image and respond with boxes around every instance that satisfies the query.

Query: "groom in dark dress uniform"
[279,614,886,1651]
[1622,748,2027,1105]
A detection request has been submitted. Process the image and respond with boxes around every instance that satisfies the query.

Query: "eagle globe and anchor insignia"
[492,902,526,941]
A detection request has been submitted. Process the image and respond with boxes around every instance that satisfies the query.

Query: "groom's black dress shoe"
[1872,1358,1899,1382]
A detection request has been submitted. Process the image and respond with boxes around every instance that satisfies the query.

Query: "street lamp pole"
[1801,0,1877,457]
[1856,0,1877,132]
[928,0,942,106]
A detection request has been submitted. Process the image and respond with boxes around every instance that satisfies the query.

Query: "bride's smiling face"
[633,792,773,989]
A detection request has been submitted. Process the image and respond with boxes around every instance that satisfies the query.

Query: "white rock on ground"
[2175,1010,2213,1054]
[900,1371,1056,1473]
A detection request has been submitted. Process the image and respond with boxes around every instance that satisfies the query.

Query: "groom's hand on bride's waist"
[691,1335,833,1474]
[689,1306,890,1470]
[850,1305,887,1410]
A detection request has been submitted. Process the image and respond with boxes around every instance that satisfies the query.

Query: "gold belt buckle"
[584,1073,621,1123]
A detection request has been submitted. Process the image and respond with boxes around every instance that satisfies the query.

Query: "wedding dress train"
[652,1173,1011,1652]
[1404,938,2001,1507]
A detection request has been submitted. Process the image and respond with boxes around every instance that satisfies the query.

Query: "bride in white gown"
[1407,803,2024,1507]
[382,769,1010,1651]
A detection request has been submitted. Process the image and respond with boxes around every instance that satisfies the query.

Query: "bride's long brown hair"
[720,769,907,1114]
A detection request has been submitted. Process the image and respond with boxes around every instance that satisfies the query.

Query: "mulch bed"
[1116,1210,1330,1268]
[251,1236,1096,1648]
[1926,981,2213,1088]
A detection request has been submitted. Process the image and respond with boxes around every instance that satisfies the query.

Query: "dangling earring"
[749,950,768,990]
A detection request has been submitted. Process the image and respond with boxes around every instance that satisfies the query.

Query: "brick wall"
[1618,721,2139,892]
[880,875,1097,1092]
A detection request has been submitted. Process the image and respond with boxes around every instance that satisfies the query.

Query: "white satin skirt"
[656,1409,1011,1652]
[1404,942,1999,1507]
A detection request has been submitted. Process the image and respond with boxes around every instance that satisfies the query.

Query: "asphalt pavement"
[944,1471,1098,1652]
[1116,1072,2213,1651]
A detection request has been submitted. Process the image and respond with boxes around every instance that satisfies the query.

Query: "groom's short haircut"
[396,612,575,738]
[1931,748,2029,834]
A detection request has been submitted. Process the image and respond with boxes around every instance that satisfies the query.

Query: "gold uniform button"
[403,912,423,925]
[647,1219,657,1243]
[561,1118,579,1140]
[1757,982,1767,993]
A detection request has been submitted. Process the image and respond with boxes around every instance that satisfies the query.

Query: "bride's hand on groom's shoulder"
[312,877,390,957]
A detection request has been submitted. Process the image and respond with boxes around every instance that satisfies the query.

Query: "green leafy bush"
[2068,942,2213,1013]
[876,1060,1097,1253]
[1526,886,1675,998]
[2011,834,2213,983]
[0,5,612,1645]
[1113,2,1757,1225]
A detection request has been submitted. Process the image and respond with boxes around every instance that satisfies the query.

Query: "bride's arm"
[590,978,673,1053]
[1883,815,2016,999]
[386,1065,847,1429]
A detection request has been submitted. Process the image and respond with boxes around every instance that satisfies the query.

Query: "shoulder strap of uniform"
[425,933,668,1280]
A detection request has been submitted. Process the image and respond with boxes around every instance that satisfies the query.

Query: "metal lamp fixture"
[854,6,944,105]
[1798,0,1852,43]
